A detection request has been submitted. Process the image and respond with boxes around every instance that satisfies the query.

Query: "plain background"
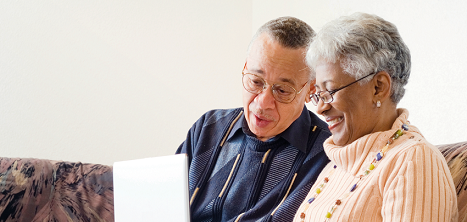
[1,0,466,165]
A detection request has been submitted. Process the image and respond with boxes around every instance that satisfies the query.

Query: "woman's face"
[314,61,379,146]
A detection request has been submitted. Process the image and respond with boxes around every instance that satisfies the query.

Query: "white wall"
[1,0,466,165]
[253,0,467,146]
[0,1,250,165]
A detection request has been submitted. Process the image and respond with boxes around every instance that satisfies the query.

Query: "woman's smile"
[326,116,343,131]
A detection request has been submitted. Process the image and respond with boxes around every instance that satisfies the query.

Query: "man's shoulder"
[305,109,330,133]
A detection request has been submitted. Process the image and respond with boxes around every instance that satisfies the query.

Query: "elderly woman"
[294,13,458,222]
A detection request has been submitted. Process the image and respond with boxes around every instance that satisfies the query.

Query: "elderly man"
[176,17,330,222]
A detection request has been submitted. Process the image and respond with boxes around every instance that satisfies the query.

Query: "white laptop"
[113,154,191,222]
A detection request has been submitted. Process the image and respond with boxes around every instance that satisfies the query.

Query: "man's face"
[243,33,313,141]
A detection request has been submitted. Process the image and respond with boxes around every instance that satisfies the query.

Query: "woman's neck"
[375,103,399,132]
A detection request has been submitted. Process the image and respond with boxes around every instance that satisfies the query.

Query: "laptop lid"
[113,154,191,222]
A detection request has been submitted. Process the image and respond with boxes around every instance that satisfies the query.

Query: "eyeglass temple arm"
[329,72,376,95]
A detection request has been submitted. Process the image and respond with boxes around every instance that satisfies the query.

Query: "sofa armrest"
[438,141,467,221]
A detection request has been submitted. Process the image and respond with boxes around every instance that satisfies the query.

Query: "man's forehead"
[254,39,306,59]
[245,58,309,78]
[246,65,309,88]
[246,34,310,80]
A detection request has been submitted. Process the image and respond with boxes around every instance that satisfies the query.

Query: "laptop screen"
[113,154,191,222]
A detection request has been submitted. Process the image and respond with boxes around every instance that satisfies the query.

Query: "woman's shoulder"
[389,131,445,161]
[375,132,451,180]
[378,133,453,185]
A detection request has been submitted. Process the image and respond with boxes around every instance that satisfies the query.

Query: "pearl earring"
[376,101,381,108]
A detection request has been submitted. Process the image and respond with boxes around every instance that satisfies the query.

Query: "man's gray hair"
[307,12,411,104]
[249,16,315,51]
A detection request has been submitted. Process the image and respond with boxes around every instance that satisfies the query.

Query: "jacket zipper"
[244,148,273,210]
[189,111,243,207]
[218,154,241,198]
[213,151,244,222]
[270,173,298,216]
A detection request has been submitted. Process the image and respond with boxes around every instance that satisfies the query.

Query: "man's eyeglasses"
[242,63,310,104]
[310,72,376,106]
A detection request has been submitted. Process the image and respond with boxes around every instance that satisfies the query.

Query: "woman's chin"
[331,134,350,146]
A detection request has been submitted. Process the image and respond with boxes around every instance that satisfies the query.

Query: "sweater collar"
[323,108,421,175]
[227,106,311,153]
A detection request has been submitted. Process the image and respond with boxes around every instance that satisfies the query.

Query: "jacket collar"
[226,106,311,153]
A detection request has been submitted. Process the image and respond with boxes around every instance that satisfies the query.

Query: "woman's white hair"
[307,12,411,104]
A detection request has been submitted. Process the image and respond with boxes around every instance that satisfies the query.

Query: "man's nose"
[255,85,276,109]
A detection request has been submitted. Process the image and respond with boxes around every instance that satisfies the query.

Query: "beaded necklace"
[299,124,409,222]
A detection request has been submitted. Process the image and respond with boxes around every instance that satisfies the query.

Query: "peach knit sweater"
[294,109,458,222]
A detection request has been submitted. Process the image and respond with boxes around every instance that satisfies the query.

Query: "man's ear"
[373,71,392,102]
[305,79,316,103]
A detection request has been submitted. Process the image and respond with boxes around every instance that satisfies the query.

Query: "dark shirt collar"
[227,106,311,153]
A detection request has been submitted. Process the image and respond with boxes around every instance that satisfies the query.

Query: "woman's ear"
[305,79,316,103]
[373,71,392,102]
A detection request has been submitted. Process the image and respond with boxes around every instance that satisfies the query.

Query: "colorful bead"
[376,152,383,161]
[299,126,406,221]
[350,183,357,192]
[399,129,404,135]
[393,129,403,139]
[402,124,409,131]
[342,192,350,199]
[308,197,315,203]
[381,144,390,153]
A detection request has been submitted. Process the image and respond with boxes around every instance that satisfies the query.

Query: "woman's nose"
[316,99,331,115]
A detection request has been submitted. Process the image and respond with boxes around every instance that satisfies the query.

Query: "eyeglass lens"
[311,91,333,105]
[311,72,376,106]
[242,74,297,103]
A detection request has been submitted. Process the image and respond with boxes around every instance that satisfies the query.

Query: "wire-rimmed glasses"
[310,72,376,106]
[242,63,310,104]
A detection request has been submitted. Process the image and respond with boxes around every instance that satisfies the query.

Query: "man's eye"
[274,86,293,95]
[251,80,262,85]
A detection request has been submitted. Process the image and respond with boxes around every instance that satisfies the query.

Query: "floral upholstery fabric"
[438,141,467,222]
[0,158,113,222]
[0,142,466,221]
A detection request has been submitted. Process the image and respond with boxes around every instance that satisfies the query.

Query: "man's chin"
[250,128,263,136]
[247,118,277,140]
[253,133,273,142]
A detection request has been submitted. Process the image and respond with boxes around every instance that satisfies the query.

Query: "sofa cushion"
[0,158,114,222]
[1,142,466,221]
[438,141,467,221]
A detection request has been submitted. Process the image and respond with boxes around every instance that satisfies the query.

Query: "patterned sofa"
[1,141,466,222]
